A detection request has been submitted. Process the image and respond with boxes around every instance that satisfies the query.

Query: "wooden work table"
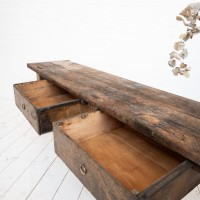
[28,60,200,166]
[14,60,200,200]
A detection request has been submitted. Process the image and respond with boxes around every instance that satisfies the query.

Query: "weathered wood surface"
[28,60,200,165]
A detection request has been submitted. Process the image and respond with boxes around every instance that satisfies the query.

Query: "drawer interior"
[45,103,94,123]
[59,111,182,193]
[15,79,75,109]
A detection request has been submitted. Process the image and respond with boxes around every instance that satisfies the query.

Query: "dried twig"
[168,2,200,77]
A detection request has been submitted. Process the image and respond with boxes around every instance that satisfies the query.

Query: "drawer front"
[13,80,94,134]
[53,124,135,200]
[14,84,39,132]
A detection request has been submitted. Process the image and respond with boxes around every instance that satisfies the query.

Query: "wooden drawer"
[54,111,200,200]
[13,80,94,134]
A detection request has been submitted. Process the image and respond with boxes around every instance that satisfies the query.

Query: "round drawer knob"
[80,164,87,175]
[22,104,26,110]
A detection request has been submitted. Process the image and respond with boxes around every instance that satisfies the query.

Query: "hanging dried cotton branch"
[168,2,200,77]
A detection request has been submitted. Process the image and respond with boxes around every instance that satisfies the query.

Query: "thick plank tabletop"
[28,60,200,166]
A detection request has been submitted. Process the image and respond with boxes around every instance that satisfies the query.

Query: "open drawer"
[13,80,95,134]
[54,110,200,200]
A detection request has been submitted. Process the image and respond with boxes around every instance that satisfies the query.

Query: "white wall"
[0,0,200,101]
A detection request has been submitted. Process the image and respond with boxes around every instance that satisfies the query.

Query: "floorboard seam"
[0,127,31,154]
[25,156,57,200]
[0,119,26,138]
[77,186,84,200]
[51,168,70,200]
[0,134,39,174]
[0,139,53,197]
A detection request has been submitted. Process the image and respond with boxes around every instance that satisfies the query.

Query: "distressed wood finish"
[28,60,200,166]
[54,111,200,200]
[14,80,95,134]
[138,161,200,200]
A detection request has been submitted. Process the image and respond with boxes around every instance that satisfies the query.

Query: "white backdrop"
[0,0,200,101]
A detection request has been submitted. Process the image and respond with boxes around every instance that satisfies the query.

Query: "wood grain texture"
[111,127,181,171]
[80,133,170,192]
[60,111,121,143]
[28,60,200,165]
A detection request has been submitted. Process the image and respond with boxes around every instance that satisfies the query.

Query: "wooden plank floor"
[0,99,199,200]
[0,99,95,200]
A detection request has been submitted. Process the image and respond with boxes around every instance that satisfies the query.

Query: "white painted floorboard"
[0,99,199,200]
[53,171,83,200]
[78,188,96,200]
[2,141,56,199]
[27,158,68,200]
[0,129,37,173]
